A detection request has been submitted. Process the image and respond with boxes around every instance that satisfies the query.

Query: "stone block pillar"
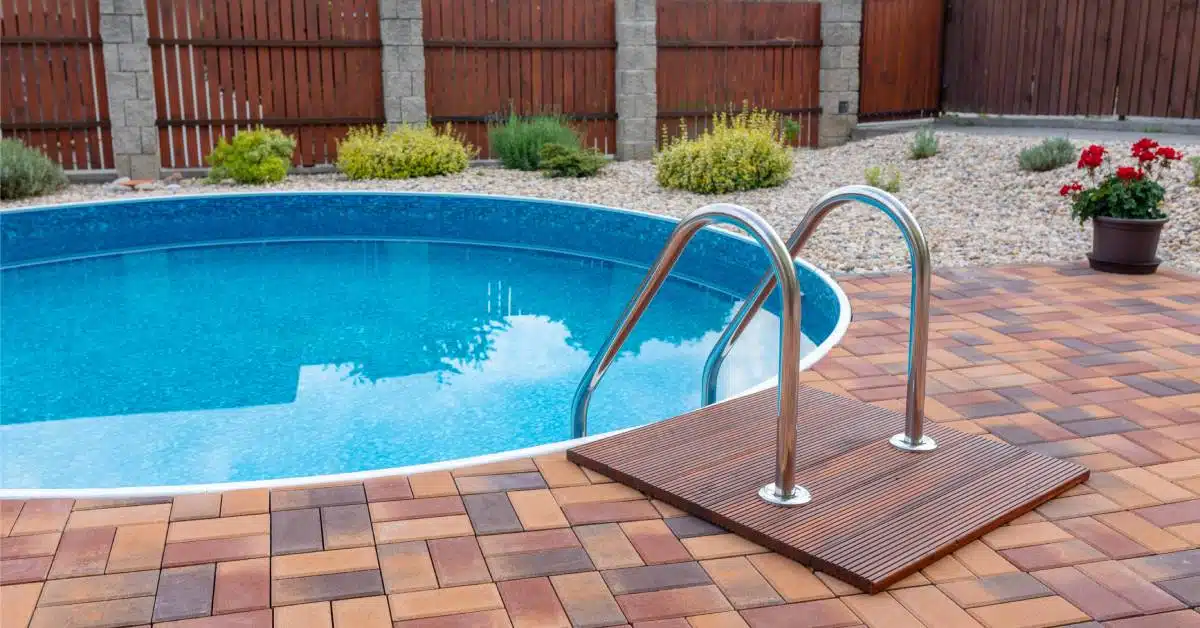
[615,0,656,160]
[100,0,159,179]
[380,0,427,125]
[819,0,862,147]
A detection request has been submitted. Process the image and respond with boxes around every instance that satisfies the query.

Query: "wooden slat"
[569,385,1089,593]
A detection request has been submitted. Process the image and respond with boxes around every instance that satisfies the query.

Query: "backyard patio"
[4,263,1198,628]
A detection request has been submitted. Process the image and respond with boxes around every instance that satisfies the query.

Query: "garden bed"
[3,131,1197,274]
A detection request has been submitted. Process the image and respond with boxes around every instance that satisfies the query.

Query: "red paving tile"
[3,265,1198,625]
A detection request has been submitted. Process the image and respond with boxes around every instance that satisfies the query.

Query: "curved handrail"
[700,185,937,452]
[571,203,811,506]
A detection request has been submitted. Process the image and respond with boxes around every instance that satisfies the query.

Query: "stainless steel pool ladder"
[570,186,935,507]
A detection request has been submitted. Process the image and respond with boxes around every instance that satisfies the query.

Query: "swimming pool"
[0,193,848,493]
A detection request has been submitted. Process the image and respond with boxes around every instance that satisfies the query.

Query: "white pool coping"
[0,191,852,499]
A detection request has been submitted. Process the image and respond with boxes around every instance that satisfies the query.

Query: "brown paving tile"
[272,485,366,511]
[602,562,712,595]
[107,522,167,573]
[967,595,1090,628]
[167,514,270,543]
[1036,493,1123,520]
[686,611,751,628]
[455,472,547,495]
[664,517,726,540]
[1074,560,1186,615]
[552,483,644,506]
[332,595,391,628]
[1,582,41,627]
[920,555,976,583]
[841,593,924,628]
[9,499,72,536]
[153,563,215,622]
[154,608,273,627]
[374,515,475,544]
[1135,499,1200,527]
[0,556,52,585]
[39,569,158,606]
[563,500,662,525]
[0,531,59,559]
[1,501,24,537]
[1031,566,1140,621]
[746,553,834,602]
[935,572,1051,608]
[409,472,460,498]
[1000,540,1106,571]
[214,557,270,615]
[478,528,580,557]
[700,557,782,609]
[221,489,270,516]
[1122,549,1200,581]
[48,526,115,579]
[576,523,644,570]
[66,504,171,530]
[680,535,765,561]
[619,520,691,565]
[890,585,984,628]
[170,494,222,521]
[1111,467,1196,503]
[1095,511,1191,553]
[393,609,514,628]
[321,504,373,549]
[551,571,627,628]
[453,459,540,477]
[616,584,732,622]
[739,598,861,628]
[428,536,490,587]
[272,508,323,555]
[462,493,524,535]
[272,568,384,605]
[982,521,1073,550]
[1157,574,1200,606]
[486,546,596,581]
[498,576,572,628]
[272,546,379,578]
[161,533,270,567]
[370,496,466,522]
[1057,517,1150,560]
[275,600,333,627]
[387,582,503,620]
[509,489,569,530]
[535,454,591,488]
[1104,610,1200,627]
[378,541,438,593]
[364,476,414,502]
[28,596,155,628]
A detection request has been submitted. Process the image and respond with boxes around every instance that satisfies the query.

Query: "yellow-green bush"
[207,127,296,184]
[654,109,793,194]
[337,125,476,180]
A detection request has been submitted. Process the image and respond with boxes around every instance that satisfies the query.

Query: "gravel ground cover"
[4,131,1198,274]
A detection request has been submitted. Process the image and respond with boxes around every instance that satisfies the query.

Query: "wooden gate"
[145,0,384,168]
[422,0,617,157]
[0,0,113,170]
[942,0,1200,118]
[656,0,822,146]
[858,0,944,121]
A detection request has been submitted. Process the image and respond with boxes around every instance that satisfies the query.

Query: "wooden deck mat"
[568,385,1090,592]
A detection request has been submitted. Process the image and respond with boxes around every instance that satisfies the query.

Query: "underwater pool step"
[567,384,1089,593]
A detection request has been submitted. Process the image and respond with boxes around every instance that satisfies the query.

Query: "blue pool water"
[1,239,803,488]
[0,192,846,490]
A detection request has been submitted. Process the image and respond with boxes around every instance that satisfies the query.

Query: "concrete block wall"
[819,0,862,147]
[379,0,427,125]
[99,0,159,178]
[615,0,657,160]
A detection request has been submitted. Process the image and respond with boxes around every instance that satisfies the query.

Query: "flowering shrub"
[1059,138,1183,224]
[655,108,792,194]
[338,125,475,179]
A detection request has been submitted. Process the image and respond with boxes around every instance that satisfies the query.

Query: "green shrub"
[864,164,901,193]
[337,125,476,180]
[488,115,580,171]
[1190,156,1200,188]
[909,127,939,160]
[655,109,793,194]
[1018,137,1075,172]
[207,127,296,184]
[782,118,802,145]
[538,143,606,178]
[0,139,68,200]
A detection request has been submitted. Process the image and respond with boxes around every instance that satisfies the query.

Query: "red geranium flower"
[1077,145,1105,169]
[1137,149,1157,163]
[1132,138,1159,154]
[1059,184,1072,196]
[1157,146,1183,161]
[1058,182,1084,196]
[1116,166,1144,181]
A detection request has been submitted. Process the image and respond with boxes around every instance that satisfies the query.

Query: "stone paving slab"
[2,263,1199,627]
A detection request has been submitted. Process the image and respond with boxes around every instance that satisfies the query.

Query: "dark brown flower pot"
[1087,215,1168,275]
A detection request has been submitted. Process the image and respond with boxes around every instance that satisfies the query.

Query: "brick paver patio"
[2,263,1199,627]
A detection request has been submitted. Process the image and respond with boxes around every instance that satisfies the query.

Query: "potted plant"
[1060,138,1184,274]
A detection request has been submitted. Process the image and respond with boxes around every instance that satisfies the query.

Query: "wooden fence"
[145,0,384,168]
[0,0,113,170]
[656,0,821,146]
[858,0,943,121]
[943,0,1200,119]
[422,0,617,157]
